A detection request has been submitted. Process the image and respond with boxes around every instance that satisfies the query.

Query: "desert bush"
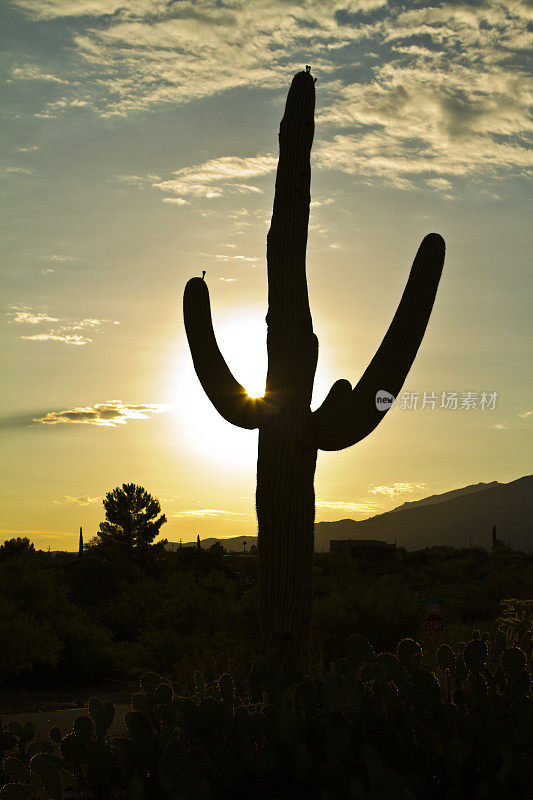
[0,596,61,685]
[311,574,420,661]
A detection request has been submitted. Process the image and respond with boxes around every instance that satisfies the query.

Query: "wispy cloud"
[22,333,93,345]
[197,252,259,265]
[34,401,172,427]
[518,411,533,418]
[47,254,74,262]
[11,65,68,83]
[9,0,530,191]
[316,499,383,516]
[150,154,277,203]
[6,306,120,345]
[54,495,102,505]
[493,423,508,430]
[9,309,59,324]
[173,508,245,518]
[10,0,166,19]
[369,482,427,498]
[162,197,188,206]
[1,166,33,175]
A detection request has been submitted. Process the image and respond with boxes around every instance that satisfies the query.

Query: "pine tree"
[94,483,166,557]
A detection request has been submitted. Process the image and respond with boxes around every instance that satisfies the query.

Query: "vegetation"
[0,534,531,797]
[0,622,531,799]
[0,538,35,561]
[0,535,531,691]
[86,484,167,565]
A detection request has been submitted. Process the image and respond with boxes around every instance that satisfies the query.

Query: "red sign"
[424,613,445,633]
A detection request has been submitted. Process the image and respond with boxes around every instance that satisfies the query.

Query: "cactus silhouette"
[183,68,445,679]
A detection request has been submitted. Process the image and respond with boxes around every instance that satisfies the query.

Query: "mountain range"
[170,475,532,553]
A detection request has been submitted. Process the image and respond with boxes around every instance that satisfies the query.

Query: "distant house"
[330,538,396,560]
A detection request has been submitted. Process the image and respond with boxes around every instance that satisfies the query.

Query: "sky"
[1,0,531,550]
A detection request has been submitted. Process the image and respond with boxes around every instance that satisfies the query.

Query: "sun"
[171,307,333,467]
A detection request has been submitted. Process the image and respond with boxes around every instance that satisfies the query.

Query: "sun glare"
[172,308,333,467]
[174,310,267,467]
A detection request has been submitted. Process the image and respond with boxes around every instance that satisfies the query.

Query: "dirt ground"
[0,680,137,714]
[1,704,132,739]
[0,680,138,739]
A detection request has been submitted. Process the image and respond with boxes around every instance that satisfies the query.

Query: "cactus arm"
[183,277,271,429]
[313,232,445,451]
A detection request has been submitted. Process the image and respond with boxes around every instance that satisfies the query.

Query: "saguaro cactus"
[183,68,445,679]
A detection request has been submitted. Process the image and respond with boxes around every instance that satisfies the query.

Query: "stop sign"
[424,613,445,633]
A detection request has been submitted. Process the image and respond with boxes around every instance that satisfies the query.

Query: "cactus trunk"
[256,69,318,679]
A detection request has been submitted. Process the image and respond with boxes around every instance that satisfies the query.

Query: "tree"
[0,537,35,561]
[183,69,445,679]
[92,484,167,558]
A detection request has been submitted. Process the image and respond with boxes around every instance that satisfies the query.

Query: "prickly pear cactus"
[1,635,532,799]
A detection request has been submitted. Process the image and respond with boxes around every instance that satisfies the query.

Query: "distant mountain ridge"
[389,481,500,513]
[169,475,532,553]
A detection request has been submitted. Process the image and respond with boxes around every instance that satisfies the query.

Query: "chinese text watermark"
[398,391,498,410]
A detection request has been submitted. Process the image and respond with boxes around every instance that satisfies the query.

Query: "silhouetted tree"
[91,484,167,559]
[0,536,35,561]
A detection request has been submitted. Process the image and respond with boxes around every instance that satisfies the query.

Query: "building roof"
[330,539,393,547]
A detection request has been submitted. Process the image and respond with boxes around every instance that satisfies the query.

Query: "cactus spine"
[183,68,445,679]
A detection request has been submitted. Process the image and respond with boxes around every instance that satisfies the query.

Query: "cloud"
[6,306,120,345]
[10,0,167,19]
[47,254,74,262]
[55,495,102,505]
[9,0,530,189]
[21,333,92,345]
[316,499,382,514]
[493,423,508,429]
[518,410,533,418]
[151,154,277,203]
[11,65,68,83]
[196,253,258,264]
[9,308,59,324]
[162,197,188,206]
[173,509,245,518]
[34,401,173,427]
[426,177,453,191]
[1,166,33,175]
[369,481,427,498]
